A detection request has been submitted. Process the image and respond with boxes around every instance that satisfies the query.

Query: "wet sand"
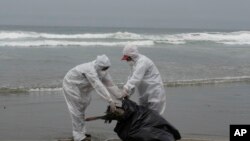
[180,139,225,141]
[1,83,249,140]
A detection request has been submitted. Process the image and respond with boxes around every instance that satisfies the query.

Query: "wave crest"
[165,76,250,87]
[0,40,154,47]
[1,30,250,47]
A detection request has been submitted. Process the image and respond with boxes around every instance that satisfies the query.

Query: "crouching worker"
[63,54,122,141]
[86,99,181,141]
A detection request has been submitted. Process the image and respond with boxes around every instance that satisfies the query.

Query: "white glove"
[122,87,129,98]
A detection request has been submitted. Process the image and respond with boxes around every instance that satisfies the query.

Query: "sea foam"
[1,30,250,47]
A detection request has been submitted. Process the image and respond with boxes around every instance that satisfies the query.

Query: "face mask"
[99,70,107,77]
[127,61,135,66]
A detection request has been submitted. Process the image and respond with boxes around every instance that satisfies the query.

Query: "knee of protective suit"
[147,101,164,114]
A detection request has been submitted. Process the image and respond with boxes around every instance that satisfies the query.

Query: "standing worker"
[63,54,122,141]
[121,45,166,115]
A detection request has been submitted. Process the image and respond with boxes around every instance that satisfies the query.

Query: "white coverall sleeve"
[85,72,113,102]
[102,73,122,99]
[124,62,147,93]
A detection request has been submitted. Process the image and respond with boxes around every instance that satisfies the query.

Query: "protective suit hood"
[122,45,139,60]
[95,54,111,71]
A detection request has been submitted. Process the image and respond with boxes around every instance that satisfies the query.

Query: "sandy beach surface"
[56,138,226,141]
[56,137,228,141]
[2,81,249,141]
[180,139,225,141]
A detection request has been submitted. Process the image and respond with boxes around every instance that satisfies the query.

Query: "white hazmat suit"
[63,55,122,141]
[121,45,166,115]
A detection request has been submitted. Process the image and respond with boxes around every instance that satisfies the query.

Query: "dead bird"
[85,105,125,123]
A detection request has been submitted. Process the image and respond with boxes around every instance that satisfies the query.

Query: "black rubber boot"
[81,134,91,141]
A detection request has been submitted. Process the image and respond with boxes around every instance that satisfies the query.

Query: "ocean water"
[1,25,250,90]
[1,25,250,140]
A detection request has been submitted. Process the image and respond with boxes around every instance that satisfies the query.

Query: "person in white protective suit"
[63,54,122,141]
[121,45,166,115]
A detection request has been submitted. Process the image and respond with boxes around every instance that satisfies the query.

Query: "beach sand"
[180,139,225,141]
[57,138,224,141]
[2,82,249,140]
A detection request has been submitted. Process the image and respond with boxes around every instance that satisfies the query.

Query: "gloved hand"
[109,101,116,113]
[104,101,117,124]
[121,87,129,99]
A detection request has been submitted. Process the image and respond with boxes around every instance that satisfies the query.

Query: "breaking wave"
[165,76,250,87]
[1,76,250,94]
[1,30,250,47]
[0,31,141,39]
[0,40,154,47]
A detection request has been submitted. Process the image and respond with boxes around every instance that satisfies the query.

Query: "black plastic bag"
[114,99,181,141]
